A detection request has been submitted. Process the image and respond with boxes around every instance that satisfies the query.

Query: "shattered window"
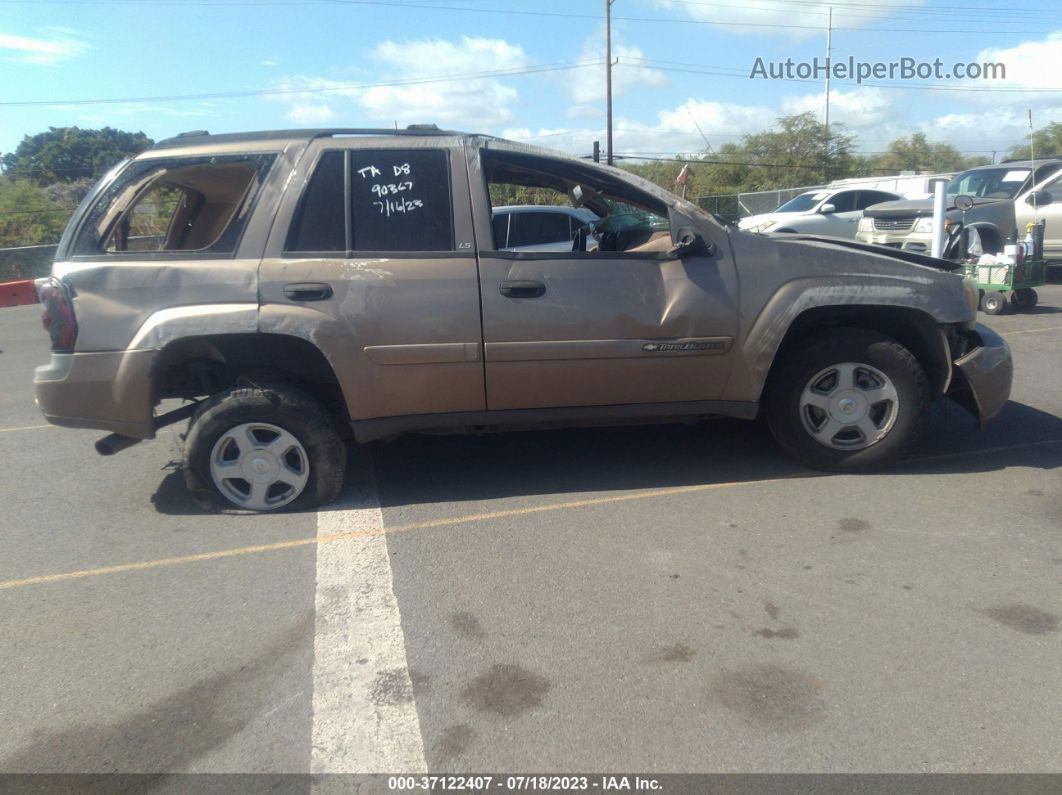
[74,154,276,256]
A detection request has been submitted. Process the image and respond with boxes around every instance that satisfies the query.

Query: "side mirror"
[954,195,974,211]
[818,203,836,214]
[1027,190,1053,206]
[668,230,714,259]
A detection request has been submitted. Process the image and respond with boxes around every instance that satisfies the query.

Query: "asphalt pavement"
[0,288,1059,778]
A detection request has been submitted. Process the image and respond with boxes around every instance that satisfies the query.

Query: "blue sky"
[2,0,1061,162]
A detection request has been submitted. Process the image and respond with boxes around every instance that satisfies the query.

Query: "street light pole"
[605,0,614,165]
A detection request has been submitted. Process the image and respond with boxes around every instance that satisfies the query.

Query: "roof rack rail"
[154,126,461,148]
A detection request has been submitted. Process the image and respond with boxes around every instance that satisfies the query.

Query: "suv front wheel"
[184,385,346,511]
[765,329,929,471]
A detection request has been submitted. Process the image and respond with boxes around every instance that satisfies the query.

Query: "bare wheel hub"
[799,362,899,451]
[209,422,310,510]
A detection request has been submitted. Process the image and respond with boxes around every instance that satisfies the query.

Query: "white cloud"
[506,89,900,160]
[268,37,531,127]
[653,0,927,37]
[260,57,282,67]
[782,86,892,127]
[0,30,90,65]
[360,37,530,126]
[263,74,362,124]
[966,31,1062,106]
[919,107,1062,149]
[565,28,668,118]
[286,103,336,123]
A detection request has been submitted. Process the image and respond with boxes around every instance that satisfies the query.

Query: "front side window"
[286,148,454,254]
[481,149,670,254]
[73,154,276,256]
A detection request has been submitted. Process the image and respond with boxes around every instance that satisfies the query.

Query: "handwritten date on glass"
[373,197,424,217]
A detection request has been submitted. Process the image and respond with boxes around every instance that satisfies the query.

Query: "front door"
[1016,170,1062,256]
[471,147,739,412]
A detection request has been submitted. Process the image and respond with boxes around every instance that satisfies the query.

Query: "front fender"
[726,275,970,402]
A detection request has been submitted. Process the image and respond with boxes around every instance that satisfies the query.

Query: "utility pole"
[605,0,614,166]
[823,7,832,133]
[823,6,833,183]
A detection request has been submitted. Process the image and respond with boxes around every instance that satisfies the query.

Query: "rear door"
[259,138,485,421]
[470,146,739,412]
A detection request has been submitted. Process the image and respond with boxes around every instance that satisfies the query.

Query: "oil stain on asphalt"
[711,664,827,731]
[981,604,1059,635]
[838,518,872,533]
[433,724,475,763]
[449,611,486,640]
[461,664,551,717]
[753,627,800,640]
[654,642,696,662]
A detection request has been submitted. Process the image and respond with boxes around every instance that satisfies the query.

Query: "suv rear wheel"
[184,385,346,511]
[765,329,929,471]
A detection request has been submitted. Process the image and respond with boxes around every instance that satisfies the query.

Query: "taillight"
[36,277,78,352]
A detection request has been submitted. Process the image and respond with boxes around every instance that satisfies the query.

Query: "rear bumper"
[947,323,1012,427]
[34,349,158,439]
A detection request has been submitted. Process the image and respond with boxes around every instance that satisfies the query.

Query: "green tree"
[1007,121,1062,160]
[1,126,152,185]
[0,178,71,248]
[623,113,854,199]
[862,132,987,174]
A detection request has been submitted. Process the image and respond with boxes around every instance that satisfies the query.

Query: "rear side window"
[828,191,857,212]
[73,154,276,256]
[286,148,454,254]
[286,151,346,253]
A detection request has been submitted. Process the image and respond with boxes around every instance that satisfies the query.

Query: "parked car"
[738,187,902,238]
[492,204,598,252]
[35,127,1011,511]
[857,159,1062,256]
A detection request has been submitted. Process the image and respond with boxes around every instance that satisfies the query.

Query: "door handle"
[284,282,333,301]
[500,280,546,298]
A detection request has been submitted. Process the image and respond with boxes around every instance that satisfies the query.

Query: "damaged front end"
[944,323,1013,427]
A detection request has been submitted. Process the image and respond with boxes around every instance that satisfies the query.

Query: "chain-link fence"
[0,245,58,281]
[696,187,827,223]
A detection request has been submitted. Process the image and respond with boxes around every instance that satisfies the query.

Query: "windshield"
[774,191,827,213]
[946,167,1030,199]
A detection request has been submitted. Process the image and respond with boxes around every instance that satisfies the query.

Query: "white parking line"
[311,446,427,774]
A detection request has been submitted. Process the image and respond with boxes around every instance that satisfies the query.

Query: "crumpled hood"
[863,196,1002,219]
[767,232,962,271]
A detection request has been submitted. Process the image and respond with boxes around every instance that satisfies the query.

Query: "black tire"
[184,385,346,512]
[1011,287,1038,308]
[981,291,1007,315]
[764,329,929,471]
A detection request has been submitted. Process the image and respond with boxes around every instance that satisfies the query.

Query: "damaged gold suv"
[35,127,1012,511]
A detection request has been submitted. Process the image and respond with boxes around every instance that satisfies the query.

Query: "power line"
[0,0,1053,34]
[627,60,1062,94]
[0,59,602,108]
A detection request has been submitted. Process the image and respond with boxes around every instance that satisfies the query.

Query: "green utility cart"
[964,258,1047,315]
